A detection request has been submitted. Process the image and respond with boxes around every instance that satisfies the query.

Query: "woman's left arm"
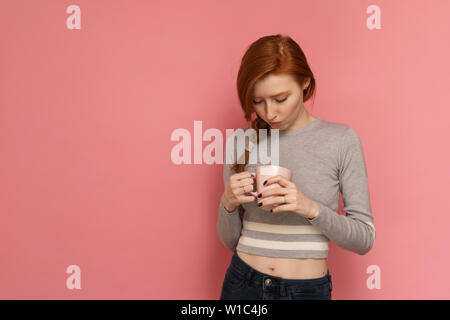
[308,127,376,255]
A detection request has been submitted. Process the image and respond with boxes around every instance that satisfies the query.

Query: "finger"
[264,175,293,188]
[258,196,287,209]
[258,187,288,199]
[270,202,295,213]
[239,184,255,195]
[237,177,255,187]
[237,183,258,196]
[237,194,257,203]
[234,171,255,181]
[231,178,255,192]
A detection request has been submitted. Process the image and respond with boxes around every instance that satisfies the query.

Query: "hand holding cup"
[222,171,257,212]
[247,165,319,218]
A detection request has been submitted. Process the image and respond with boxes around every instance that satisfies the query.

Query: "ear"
[303,78,311,90]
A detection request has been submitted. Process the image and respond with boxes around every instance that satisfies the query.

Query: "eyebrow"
[252,90,290,99]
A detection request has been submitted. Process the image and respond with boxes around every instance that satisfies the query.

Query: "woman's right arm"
[216,163,244,252]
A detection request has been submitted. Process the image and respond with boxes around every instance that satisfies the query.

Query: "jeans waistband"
[230,250,331,286]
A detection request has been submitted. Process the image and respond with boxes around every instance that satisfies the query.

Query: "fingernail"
[257,193,262,198]
[258,203,262,207]
[263,180,267,185]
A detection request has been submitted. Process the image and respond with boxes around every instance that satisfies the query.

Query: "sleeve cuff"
[307,201,329,224]
[220,199,239,215]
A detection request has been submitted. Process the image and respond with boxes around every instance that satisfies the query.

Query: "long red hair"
[231,34,317,173]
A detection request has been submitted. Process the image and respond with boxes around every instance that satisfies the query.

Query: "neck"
[286,108,311,131]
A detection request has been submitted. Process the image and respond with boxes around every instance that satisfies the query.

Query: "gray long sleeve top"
[216,117,376,258]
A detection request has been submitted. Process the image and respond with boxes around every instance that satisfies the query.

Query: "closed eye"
[253,97,288,104]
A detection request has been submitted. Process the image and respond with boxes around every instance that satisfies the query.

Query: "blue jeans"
[220,251,332,300]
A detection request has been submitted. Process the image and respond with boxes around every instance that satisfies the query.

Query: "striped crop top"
[216,117,376,259]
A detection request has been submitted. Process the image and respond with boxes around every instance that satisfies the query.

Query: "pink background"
[1,0,449,299]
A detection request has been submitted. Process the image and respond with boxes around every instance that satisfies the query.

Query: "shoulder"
[318,118,351,134]
[318,118,361,143]
[314,119,366,164]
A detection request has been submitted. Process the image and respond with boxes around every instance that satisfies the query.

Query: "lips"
[270,121,281,126]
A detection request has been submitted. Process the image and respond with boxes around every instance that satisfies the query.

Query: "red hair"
[231,34,317,173]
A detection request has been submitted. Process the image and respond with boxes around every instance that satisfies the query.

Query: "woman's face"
[252,73,310,130]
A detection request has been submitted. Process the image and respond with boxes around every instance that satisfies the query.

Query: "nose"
[265,105,278,121]
[267,113,278,122]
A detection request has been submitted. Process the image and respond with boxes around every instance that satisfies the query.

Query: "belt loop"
[245,268,254,281]
[280,281,287,297]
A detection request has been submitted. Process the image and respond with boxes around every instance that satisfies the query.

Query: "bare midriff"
[237,250,328,280]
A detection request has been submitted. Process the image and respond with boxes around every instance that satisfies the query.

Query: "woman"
[217,34,376,300]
